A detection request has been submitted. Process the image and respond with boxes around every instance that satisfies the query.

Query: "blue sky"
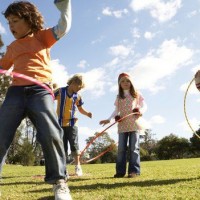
[1,0,200,150]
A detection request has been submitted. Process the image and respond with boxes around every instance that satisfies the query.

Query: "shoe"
[114,173,125,178]
[53,179,72,200]
[128,173,138,178]
[75,165,83,176]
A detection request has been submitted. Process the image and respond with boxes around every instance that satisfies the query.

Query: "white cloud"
[77,60,89,69]
[129,0,182,22]
[102,7,128,18]
[144,31,155,40]
[144,115,165,130]
[130,39,193,93]
[109,45,132,58]
[131,27,141,38]
[178,118,199,133]
[180,81,199,95]
[0,23,6,34]
[150,115,165,124]
[187,10,198,18]
[81,68,106,97]
[192,65,200,74]
[50,59,69,88]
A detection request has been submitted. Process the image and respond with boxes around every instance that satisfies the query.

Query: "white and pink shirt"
[108,90,147,133]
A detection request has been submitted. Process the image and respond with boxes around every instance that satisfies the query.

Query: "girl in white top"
[100,72,147,178]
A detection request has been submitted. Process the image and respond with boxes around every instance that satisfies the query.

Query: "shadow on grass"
[69,176,200,190]
[37,196,54,200]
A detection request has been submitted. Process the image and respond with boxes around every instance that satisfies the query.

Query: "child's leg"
[128,131,140,175]
[0,86,25,174]
[27,85,66,184]
[115,132,129,177]
[67,126,82,176]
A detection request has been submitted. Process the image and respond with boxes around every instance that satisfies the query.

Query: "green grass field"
[0,158,200,200]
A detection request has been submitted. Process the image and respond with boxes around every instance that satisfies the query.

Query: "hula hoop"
[80,112,140,162]
[82,142,118,164]
[183,77,200,139]
[0,69,54,99]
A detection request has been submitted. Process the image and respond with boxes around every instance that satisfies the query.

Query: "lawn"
[0,158,200,200]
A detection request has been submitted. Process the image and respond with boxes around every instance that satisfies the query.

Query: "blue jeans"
[116,131,140,175]
[0,85,66,184]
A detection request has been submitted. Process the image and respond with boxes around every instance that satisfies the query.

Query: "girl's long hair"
[118,80,137,99]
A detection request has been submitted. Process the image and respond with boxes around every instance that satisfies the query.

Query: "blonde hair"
[67,74,85,88]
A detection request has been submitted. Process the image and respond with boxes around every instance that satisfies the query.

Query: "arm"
[53,0,72,40]
[99,106,119,126]
[136,93,147,115]
[77,106,92,118]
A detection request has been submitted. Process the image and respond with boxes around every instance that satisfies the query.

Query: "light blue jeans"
[0,85,66,184]
[116,131,140,175]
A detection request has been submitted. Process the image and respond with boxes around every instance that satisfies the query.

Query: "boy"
[55,74,92,176]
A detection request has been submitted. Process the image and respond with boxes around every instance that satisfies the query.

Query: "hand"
[99,119,110,126]
[195,70,200,91]
[87,112,92,118]
[133,108,142,118]
[115,115,121,122]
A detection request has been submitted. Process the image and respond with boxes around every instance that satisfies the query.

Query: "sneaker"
[114,173,125,178]
[53,179,72,200]
[128,173,138,178]
[75,165,83,176]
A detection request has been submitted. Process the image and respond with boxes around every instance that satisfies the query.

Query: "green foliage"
[17,139,35,166]
[156,134,190,160]
[190,129,200,156]
[140,129,158,161]
[85,132,116,163]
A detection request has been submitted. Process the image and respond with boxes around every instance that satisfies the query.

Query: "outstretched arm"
[53,0,72,40]
[78,106,92,118]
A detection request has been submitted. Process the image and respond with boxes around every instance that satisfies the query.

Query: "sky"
[1,0,200,151]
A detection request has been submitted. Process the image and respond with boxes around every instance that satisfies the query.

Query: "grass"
[0,158,200,200]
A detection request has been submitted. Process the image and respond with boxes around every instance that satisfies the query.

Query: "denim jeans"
[116,131,140,175]
[0,85,66,184]
[62,126,80,157]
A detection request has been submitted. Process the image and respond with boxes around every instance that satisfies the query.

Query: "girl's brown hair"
[118,74,137,99]
[3,1,44,33]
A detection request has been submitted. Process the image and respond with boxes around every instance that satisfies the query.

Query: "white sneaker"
[75,165,83,176]
[53,179,72,200]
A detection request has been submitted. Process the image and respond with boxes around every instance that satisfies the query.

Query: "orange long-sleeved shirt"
[0,0,72,86]
[0,29,56,86]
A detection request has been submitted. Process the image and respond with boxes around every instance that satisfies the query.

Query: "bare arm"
[78,106,92,118]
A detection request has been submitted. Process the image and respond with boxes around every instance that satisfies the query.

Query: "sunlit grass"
[0,158,200,200]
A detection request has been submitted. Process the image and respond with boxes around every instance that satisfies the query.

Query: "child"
[99,73,147,178]
[0,1,72,200]
[54,74,92,177]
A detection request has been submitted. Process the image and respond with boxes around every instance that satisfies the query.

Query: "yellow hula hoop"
[183,77,200,139]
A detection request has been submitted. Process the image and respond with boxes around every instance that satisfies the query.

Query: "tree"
[156,134,190,160]
[85,132,116,163]
[190,129,200,156]
[140,129,157,160]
